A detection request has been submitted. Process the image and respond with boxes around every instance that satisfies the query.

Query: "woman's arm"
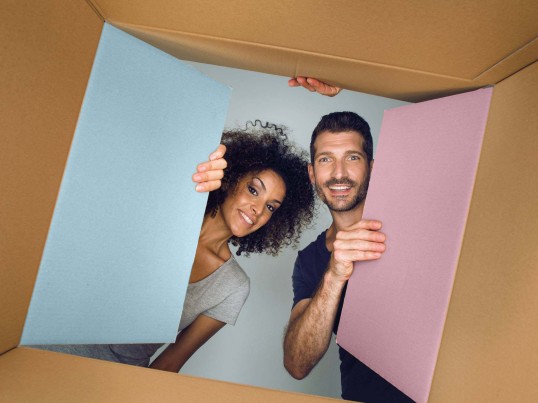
[149,314,226,372]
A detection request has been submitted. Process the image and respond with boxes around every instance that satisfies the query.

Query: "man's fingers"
[334,249,383,264]
[333,238,386,253]
[335,228,386,243]
[296,76,316,92]
[288,78,300,87]
[344,219,383,231]
[289,76,342,97]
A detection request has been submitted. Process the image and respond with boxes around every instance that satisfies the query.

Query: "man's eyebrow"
[346,149,367,157]
[315,151,334,157]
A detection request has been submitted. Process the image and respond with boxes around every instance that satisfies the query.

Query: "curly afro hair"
[205,121,315,256]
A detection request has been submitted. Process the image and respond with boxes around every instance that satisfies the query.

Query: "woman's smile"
[239,210,255,226]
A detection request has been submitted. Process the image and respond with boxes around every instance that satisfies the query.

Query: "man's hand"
[288,76,341,97]
[329,219,386,283]
[192,144,227,192]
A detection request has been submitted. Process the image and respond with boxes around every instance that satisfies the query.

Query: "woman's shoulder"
[221,256,250,287]
[202,256,250,294]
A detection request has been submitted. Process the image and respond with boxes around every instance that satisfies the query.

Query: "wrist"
[323,269,347,293]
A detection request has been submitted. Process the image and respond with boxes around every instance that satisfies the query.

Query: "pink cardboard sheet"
[337,88,493,402]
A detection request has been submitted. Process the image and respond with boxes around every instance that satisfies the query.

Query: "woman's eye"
[248,185,258,196]
[266,204,275,212]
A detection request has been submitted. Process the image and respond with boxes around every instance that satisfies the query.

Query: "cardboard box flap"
[21,23,231,345]
[112,21,479,103]
[429,61,538,402]
[88,0,538,101]
[338,88,494,402]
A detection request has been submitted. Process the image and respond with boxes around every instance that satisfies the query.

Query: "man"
[282,111,413,402]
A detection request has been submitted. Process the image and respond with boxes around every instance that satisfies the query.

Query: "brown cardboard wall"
[0,348,337,402]
[0,0,103,353]
[429,62,538,401]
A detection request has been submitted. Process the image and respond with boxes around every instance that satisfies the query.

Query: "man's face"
[308,130,372,212]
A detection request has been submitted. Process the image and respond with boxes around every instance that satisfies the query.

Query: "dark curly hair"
[205,121,315,256]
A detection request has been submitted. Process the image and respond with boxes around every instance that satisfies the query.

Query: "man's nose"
[332,159,347,178]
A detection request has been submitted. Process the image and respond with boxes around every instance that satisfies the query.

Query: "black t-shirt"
[292,231,414,402]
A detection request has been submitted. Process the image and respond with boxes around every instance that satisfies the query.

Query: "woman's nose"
[251,200,262,216]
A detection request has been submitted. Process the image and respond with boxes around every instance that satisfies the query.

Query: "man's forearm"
[284,271,345,379]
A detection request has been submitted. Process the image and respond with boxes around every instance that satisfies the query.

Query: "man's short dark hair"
[310,111,373,164]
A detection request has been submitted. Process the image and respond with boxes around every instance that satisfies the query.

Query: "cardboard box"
[1,0,537,401]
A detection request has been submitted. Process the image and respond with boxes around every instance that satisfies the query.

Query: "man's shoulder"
[299,231,327,255]
[296,230,329,264]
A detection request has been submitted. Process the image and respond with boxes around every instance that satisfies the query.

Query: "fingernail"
[209,153,217,160]
[195,184,203,192]
[193,174,201,181]
[198,165,207,172]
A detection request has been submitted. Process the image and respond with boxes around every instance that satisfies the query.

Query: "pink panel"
[337,88,493,402]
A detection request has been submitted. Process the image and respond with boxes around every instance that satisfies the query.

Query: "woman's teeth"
[240,211,253,225]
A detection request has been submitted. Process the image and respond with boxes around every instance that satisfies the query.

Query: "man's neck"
[325,203,364,251]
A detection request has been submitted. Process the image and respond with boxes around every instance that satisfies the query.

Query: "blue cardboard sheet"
[21,24,231,344]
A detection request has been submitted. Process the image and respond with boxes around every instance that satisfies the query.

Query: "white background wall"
[179,62,408,399]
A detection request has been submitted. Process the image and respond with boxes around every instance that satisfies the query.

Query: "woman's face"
[220,169,286,238]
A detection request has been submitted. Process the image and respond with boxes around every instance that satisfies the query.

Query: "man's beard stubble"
[314,169,371,212]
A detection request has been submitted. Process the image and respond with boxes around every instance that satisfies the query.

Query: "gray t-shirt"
[32,256,249,367]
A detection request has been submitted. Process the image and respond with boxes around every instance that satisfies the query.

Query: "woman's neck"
[189,209,233,283]
[198,210,233,254]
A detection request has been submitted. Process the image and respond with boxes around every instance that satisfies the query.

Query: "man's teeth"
[240,211,253,225]
[329,185,351,190]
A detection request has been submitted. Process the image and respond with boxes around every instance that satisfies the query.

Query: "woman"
[34,122,315,372]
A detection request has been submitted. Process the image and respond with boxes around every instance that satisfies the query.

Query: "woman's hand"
[288,77,342,97]
[192,144,227,192]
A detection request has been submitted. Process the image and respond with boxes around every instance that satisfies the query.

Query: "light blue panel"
[21,23,231,344]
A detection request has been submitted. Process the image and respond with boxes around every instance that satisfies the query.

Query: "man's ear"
[308,163,315,185]
[370,159,374,172]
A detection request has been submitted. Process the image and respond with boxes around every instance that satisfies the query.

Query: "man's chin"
[327,200,357,212]
[324,194,366,212]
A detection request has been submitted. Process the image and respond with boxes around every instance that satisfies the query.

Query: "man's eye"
[248,186,258,196]
[349,155,360,160]
[319,157,330,163]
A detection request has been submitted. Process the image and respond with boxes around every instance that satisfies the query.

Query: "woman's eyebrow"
[254,177,266,191]
[255,177,283,205]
